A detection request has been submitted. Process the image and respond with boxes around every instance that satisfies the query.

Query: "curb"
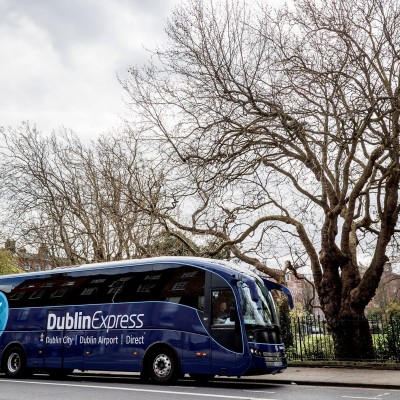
[258,378,400,391]
[289,361,400,370]
[72,370,400,390]
[212,374,400,390]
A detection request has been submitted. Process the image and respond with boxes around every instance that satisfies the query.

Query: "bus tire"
[2,346,28,378]
[146,346,179,384]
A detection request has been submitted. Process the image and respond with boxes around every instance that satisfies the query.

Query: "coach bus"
[0,256,293,383]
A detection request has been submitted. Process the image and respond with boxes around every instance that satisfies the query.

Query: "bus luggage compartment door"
[44,309,66,369]
[44,309,83,370]
[182,333,211,375]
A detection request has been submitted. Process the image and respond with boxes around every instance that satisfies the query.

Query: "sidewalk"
[76,367,400,390]
[243,366,400,390]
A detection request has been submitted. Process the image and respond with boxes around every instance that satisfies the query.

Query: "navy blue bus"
[0,256,293,383]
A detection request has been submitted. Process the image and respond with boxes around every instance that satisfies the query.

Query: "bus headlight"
[250,348,264,356]
[250,347,282,360]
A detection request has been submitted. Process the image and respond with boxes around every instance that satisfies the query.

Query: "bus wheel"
[3,347,27,378]
[147,347,179,384]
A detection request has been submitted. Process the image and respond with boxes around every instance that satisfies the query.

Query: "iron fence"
[285,315,400,362]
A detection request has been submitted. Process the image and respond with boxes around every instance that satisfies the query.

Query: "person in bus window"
[215,300,233,324]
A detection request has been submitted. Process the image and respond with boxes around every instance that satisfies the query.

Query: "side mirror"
[262,278,294,309]
[242,277,259,302]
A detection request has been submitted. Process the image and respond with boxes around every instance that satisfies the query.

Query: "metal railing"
[284,315,400,362]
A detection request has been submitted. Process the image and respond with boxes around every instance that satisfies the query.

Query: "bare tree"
[0,124,167,264]
[123,0,400,359]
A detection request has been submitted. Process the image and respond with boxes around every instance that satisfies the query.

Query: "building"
[280,261,400,318]
[3,239,71,272]
[365,261,400,313]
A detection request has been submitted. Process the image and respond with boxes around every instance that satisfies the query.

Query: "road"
[0,373,398,400]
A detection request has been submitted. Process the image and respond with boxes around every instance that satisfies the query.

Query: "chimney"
[4,239,16,254]
[38,243,49,257]
[18,247,27,255]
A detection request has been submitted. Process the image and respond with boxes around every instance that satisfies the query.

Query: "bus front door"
[210,289,242,376]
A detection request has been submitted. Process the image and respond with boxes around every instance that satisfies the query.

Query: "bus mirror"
[261,279,294,309]
[229,306,237,322]
[242,278,259,303]
[249,282,259,303]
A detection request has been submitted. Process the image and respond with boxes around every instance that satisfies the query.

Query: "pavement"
[76,366,400,390]
[242,366,400,390]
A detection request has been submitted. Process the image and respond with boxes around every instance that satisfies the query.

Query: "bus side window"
[152,265,206,311]
[212,289,235,325]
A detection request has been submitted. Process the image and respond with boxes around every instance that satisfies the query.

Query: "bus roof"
[0,256,263,281]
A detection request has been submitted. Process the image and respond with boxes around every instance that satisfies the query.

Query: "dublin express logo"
[47,311,145,331]
[0,292,9,337]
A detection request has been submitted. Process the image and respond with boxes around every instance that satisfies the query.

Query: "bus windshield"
[238,280,277,327]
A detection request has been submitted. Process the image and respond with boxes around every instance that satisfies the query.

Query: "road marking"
[0,380,278,400]
[342,394,395,399]
[244,390,276,394]
[341,397,386,399]
[170,385,196,389]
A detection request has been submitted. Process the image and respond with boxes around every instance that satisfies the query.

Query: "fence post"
[390,316,399,362]
[297,317,303,361]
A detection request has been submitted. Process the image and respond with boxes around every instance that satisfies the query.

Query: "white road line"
[243,390,276,394]
[170,385,196,389]
[341,397,384,399]
[0,380,278,400]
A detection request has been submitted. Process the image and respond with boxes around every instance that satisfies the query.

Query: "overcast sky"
[0,0,179,141]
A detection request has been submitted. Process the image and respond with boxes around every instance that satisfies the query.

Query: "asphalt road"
[0,374,398,400]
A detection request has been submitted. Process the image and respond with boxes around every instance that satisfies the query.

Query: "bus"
[0,256,293,383]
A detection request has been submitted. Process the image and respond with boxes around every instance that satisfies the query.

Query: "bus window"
[238,281,275,327]
[212,289,235,325]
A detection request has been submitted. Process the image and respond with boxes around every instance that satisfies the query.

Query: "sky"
[0,0,179,141]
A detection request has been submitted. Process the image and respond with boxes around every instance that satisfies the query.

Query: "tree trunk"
[328,314,375,360]
[278,297,294,347]
[318,253,376,360]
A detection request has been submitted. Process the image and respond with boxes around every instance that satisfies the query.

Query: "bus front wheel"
[146,347,179,384]
[2,347,28,378]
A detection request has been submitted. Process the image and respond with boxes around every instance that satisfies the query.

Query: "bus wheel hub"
[153,354,171,376]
